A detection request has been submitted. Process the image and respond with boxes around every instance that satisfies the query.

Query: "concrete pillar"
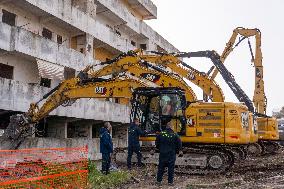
[89,124,93,139]
[64,121,68,139]
[148,40,156,51]
[87,0,97,19]
[85,33,93,56]
[32,124,36,138]
[85,33,94,64]
[126,127,129,145]
[0,9,3,19]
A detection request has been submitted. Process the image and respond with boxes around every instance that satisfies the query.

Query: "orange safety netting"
[0,146,88,189]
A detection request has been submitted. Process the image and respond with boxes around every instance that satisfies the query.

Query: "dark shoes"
[156,181,174,186]
[100,170,110,175]
[138,163,145,167]
[168,182,174,186]
[128,163,145,170]
[156,181,162,186]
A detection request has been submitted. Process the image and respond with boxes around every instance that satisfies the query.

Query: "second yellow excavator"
[210,27,279,153]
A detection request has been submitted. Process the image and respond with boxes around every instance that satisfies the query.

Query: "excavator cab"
[130,87,187,138]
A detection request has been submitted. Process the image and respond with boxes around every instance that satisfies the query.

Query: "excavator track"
[246,142,263,156]
[259,141,281,155]
[188,144,247,162]
[114,145,235,175]
[175,146,235,175]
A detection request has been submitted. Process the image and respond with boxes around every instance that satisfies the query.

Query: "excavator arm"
[208,28,279,144]
[3,74,146,149]
[177,50,255,113]
[89,57,197,102]
[138,52,225,102]
[89,50,224,102]
[211,27,266,114]
[27,78,145,123]
[160,61,224,102]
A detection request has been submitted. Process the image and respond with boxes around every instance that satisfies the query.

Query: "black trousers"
[101,153,111,174]
[127,146,142,168]
[157,153,176,184]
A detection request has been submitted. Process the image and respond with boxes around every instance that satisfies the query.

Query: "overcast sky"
[146,0,284,115]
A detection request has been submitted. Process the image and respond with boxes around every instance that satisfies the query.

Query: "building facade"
[0,0,178,159]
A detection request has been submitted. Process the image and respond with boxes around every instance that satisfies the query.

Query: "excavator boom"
[90,50,225,102]
[211,27,266,114]
[208,28,278,145]
[177,50,255,113]
[2,75,147,149]
[90,57,198,102]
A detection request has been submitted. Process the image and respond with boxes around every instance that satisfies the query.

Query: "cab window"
[160,94,182,116]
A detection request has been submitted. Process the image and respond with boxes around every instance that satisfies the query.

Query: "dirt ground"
[118,148,284,189]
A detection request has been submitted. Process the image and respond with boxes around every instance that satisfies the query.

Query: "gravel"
[116,148,284,189]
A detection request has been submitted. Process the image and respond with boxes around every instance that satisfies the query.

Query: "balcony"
[128,0,157,19]
[140,22,179,53]
[0,21,12,52]
[0,78,130,123]
[94,0,140,34]
[93,0,178,52]
[10,0,97,35]
[93,21,136,52]
[2,0,178,58]
[5,0,135,54]
[0,22,92,70]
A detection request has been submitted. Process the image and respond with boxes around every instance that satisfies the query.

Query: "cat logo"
[187,118,195,126]
[187,70,195,80]
[253,115,258,133]
[95,87,107,95]
[229,110,238,115]
[241,112,249,128]
[140,73,160,83]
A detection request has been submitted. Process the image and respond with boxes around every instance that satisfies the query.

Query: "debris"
[117,148,284,189]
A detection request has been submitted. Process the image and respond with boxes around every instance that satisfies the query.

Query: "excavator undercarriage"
[115,145,235,174]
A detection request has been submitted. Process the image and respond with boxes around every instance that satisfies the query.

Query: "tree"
[274,106,284,119]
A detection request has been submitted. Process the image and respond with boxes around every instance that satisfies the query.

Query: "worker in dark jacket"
[100,122,113,175]
[156,121,182,185]
[127,118,145,169]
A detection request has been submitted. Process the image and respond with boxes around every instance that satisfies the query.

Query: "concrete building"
[0,0,178,159]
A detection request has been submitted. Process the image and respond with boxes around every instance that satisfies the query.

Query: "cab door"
[159,93,186,135]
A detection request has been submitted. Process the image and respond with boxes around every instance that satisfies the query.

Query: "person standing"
[100,122,113,175]
[127,118,145,169]
[156,121,182,186]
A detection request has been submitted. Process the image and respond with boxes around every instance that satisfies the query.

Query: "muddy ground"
[118,148,284,189]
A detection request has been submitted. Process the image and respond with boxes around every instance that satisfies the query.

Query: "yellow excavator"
[88,50,256,162]
[90,50,257,152]
[2,50,255,174]
[130,49,260,154]
[210,27,279,153]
